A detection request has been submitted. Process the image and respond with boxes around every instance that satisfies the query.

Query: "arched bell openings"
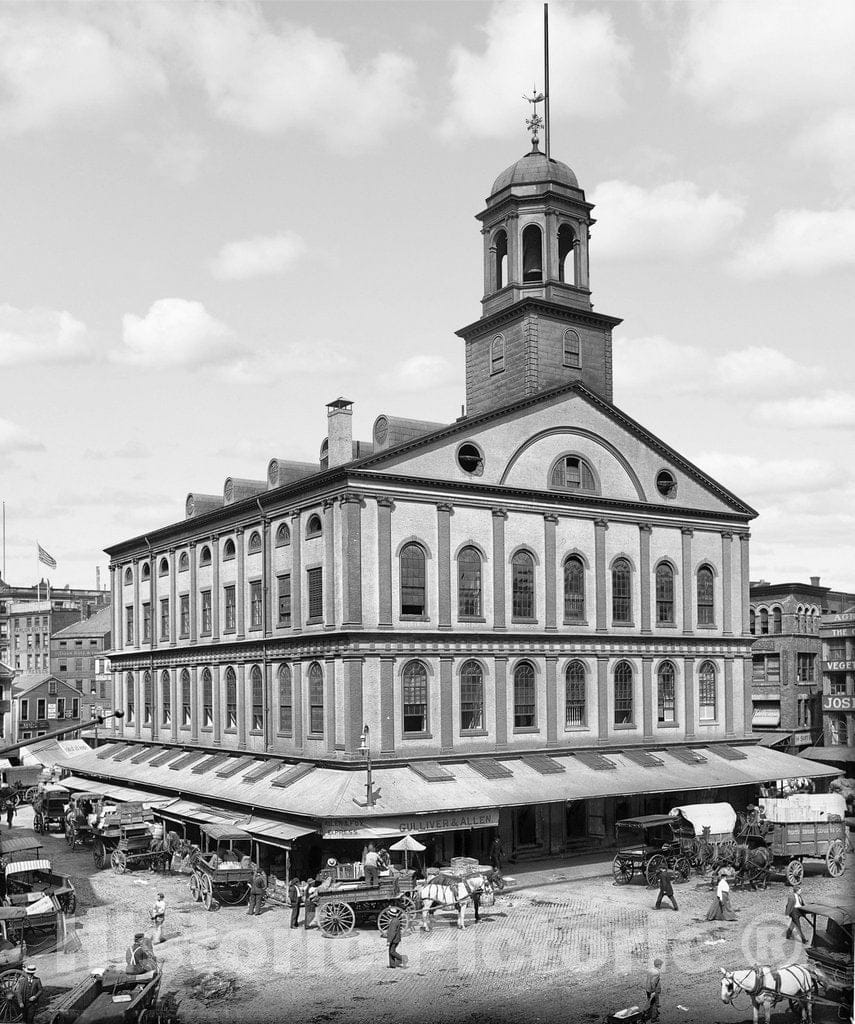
[558,223,577,285]
[493,229,508,290]
[522,224,543,282]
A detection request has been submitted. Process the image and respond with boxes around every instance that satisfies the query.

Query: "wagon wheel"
[398,894,418,915]
[786,858,804,886]
[189,872,202,902]
[24,787,37,804]
[673,857,692,883]
[93,840,106,869]
[199,873,214,910]
[32,814,43,835]
[376,905,399,936]
[0,969,26,1022]
[317,900,356,937]
[825,840,846,877]
[612,855,633,885]
[111,849,128,874]
[58,890,77,915]
[718,840,737,866]
[645,854,668,887]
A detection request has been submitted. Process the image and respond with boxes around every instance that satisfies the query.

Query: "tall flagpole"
[544,3,551,161]
[1,500,5,580]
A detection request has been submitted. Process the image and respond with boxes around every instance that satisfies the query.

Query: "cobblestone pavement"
[13,806,853,1024]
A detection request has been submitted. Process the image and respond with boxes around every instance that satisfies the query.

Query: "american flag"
[37,543,57,569]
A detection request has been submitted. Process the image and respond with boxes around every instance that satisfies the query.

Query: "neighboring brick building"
[0,660,13,739]
[5,673,81,744]
[812,607,855,773]
[7,602,80,675]
[50,604,112,724]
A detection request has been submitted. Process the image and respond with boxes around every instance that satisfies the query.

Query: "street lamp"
[359,724,375,808]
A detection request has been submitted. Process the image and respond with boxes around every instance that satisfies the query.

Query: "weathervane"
[523,86,545,146]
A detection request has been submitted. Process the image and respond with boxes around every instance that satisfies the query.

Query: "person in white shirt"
[363,844,380,887]
[706,871,736,921]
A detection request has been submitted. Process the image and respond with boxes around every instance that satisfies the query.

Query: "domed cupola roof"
[490,139,579,195]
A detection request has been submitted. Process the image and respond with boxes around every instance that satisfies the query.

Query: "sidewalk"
[501,849,614,891]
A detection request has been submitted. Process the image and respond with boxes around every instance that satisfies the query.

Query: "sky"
[0,0,854,593]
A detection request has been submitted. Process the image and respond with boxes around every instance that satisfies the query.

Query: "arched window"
[308,662,324,734]
[750,608,756,634]
[400,543,426,616]
[458,546,482,618]
[657,661,676,723]
[141,562,151,580]
[512,550,535,619]
[697,566,714,625]
[225,668,237,730]
[143,670,152,725]
[550,455,596,492]
[494,229,508,290]
[251,666,263,731]
[563,556,585,621]
[772,607,782,634]
[565,661,586,727]
[655,564,675,624]
[558,223,576,285]
[522,223,543,282]
[202,669,213,728]
[563,329,581,368]
[161,670,171,726]
[278,664,292,734]
[126,672,135,724]
[699,661,717,721]
[403,661,428,734]
[490,335,505,375]
[178,552,189,572]
[514,662,536,728]
[306,514,322,539]
[612,559,632,624]
[460,661,483,731]
[158,558,169,576]
[181,669,191,727]
[275,523,290,547]
[614,661,633,725]
[223,539,236,560]
[248,531,262,554]
[199,546,211,567]
[123,567,133,585]
[759,608,769,634]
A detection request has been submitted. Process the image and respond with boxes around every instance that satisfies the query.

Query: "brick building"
[804,608,855,774]
[50,604,113,725]
[56,137,837,875]
[5,673,81,744]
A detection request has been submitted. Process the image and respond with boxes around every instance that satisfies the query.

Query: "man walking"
[246,867,267,916]
[303,878,319,930]
[386,906,405,969]
[288,876,302,929]
[150,892,166,944]
[471,887,482,923]
[489,834,504,873]
[645,958,663,1023]
[785,884,807,942]
[15,964,42,1023]
[655,867,678,911]
[4,799,15,830]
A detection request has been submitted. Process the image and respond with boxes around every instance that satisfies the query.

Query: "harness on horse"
[749,966,783,999]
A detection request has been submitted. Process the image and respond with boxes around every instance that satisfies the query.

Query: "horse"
[418,870,498,931]
[732,843,774,889]
[720,965,816,1024]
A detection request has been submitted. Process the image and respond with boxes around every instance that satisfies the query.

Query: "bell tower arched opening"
[522,224,543,283]
[494,229,508,290]
[558,223,577,285]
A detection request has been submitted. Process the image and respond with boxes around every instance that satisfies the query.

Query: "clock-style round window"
[457,442,484,475]
[656,470,677,498]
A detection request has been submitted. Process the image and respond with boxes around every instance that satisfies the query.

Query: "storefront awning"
[752,707,781,727]
[62,774,173,808]
[800,745,855,764]
[156,798,314,848]
[754,731,791,748]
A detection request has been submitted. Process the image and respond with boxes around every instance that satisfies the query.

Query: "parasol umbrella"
[389,833,426,868]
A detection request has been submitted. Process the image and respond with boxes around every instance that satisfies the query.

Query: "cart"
[800,899,854,1017]
[738,795,848,885]
[188,824,255,911]
[315,869,418,937]
[612,815,692,886]
[4,858,77,915]
[64,792,104,851]
[669,802,737,873]
[91,804,166,874]
[48,965,177,1024]
[32,784,70,834]
[2,886,67,954]
[0,837,43,871]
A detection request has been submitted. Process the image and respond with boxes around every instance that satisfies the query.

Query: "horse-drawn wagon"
[5,858,76,915]
[48,965,176,1024]
[802,899,854,1016]
[1,865,69,954]
[32,784,70,834]
[91,803,169,874]
[64,792,105,850]
[612,815,692,886]
[669,802,738,873]
[188,823,256,911]
[0,837,43,871]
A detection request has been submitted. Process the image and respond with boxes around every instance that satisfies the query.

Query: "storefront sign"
[18,720,50,730]
[823,661,855,672]
[322,809,499,839]
[792,732,814,745]
[824,614,855,626]
[822,694,855,712]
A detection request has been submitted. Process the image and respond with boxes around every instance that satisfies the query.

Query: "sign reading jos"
[323,809,499,839]
[823,694,855,712]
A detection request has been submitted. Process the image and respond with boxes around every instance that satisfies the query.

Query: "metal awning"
[244,818,317,847]
[752,707,782,727]
[800,745,855,764]
[156,799,314,848]
[754,732,791,748]
[61,775,172,808]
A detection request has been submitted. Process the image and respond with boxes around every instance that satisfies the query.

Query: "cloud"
[730,208,855,279]
[123,129,209,184]
[83,440,152,460]
[591,181,745,261]
[378,355,458,393]
[790,111,855,193]
[613,337,818,396]
[672,1,855,123]
[114,298,238,369]
[0,418,44,458]
[214,340,354,385]
[0,304,93,367]
[441,4,631,140]
[754,391,855,430]
[692,452,844,500]
[209,232,307,281]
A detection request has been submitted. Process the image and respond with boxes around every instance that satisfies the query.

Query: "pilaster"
[170,670,178,743]
[594,519,608,632]
[134,670,141,739]
[721,532,733,636]
[190,665,199,743]
[743,655,753,737]
[325,657,336,754]
[237,663,247,749]
[491,508,507,630]
[380,657,395,753]
[292,661,303,749]
[596,655,609,743]
[168,549,177,648]
[290,513,302,632]
[189,542,197,643]
[437,503,453,629]
[377,498,394,627]
[212,665,222,747]
[495,656,508,748]
[235,529,245,640]
[343,656,363,754]
[544,514,558,631]
[340,494,363,627]
[642,656,654,740]
[684,657,696,740]
[681,528,694,634]
[545,655,558,743]
[739,533,751,636]
[440,656,453,752]
[132,558,140,650]
[639,524,652,634]
[262,518,272,638]
[323,499,336,629]
[211,536,220,642]
[724,658,735,737]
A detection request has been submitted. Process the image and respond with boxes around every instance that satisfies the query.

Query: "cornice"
[456,297,622,340]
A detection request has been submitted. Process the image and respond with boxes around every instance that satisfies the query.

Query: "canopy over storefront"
[800,745,855,764]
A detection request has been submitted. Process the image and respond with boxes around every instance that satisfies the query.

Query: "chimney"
[96,566,101,592]
[810,576,820,587]
[326,397,354,469]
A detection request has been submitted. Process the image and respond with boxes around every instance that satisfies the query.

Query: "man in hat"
[785,883,808,942]
[126,932,157,977]
[15,964,42,1023]
[654,867,678,911]
[150,892,166,944]
[246,867,267,916]
[288,875,302,929]
[645,958,663,1023]
[385,906,405,969]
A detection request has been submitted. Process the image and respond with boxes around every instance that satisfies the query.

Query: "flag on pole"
[37,543,57,569]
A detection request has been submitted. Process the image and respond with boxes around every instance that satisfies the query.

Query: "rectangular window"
[830,675,847,695]
[827,641,845,660]
[224,585,236,632]
[797,654,815,682]
[200,591,212,635]
[752,656,766,682]
[57,697,65,718]
[766,654,780,683]
[179,595,190,637]
[20,699,28,720]
[250,580,263,629]
[160,598,169,640]
[142,602,151,642]
[74,658,83,670]
[612,574,631,624]
[48,678,57,695]
[126,606,134,644]
[37,698,46,720]
[226,687,237,730]
[278,575,291,626]
[307,568,323,620]
[59,663,67,673]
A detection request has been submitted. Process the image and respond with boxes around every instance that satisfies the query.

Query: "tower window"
[563,329,581,368]
[522,224,543,283]
[141,562,151,580]
[550,455,596,492]
[697,566,714,625]
[558,224,576,285]
[563,556,585,621]
[457,443,484,475]
[511,550,535,619]
[494,229,508,290]
[490,335,505,375]
[513,662,536,728]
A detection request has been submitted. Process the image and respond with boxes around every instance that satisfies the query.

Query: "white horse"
[418,871,495,931]
[720,965,816,1024]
